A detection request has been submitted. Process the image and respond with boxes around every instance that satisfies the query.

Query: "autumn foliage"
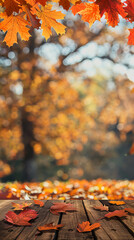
[0,0,134,46]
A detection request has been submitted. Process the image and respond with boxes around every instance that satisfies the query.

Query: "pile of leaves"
[3,200,134,236]
[1,0,134,46]
[0,179,134,200]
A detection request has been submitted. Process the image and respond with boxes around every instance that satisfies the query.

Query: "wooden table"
[0,200,134,240]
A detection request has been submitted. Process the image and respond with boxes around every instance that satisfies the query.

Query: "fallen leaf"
[34,200,44,207]
[109,201,125,205]
[50,202,76,215]
[104,210,128,219]
[93,205,109,211]
[124,208,134,214]
[5,209,38,226]
[38,222,64,231]
[77,221,100,232]
[12,202,32,210]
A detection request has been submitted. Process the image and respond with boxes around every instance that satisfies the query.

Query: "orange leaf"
[96,0,126,27]
[124,208,134,214]
[77,221,100,232]
[0,13,31,47]
[38,222,64,231]
[50,202,76,215]
[128,29,134,45]
[109,201,125,205]
[35,4,66,40]
[104,210,128,218]
[93,205,109,211]
[71,3,101,27]
[34,200,44,207]
[128,142,134,154]
[5,209,38,226]
[12,202,32,210]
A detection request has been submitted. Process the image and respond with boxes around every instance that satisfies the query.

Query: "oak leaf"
[38,222,64,231]
[109,201,125,205]
[95,0,126,27]
[50,202,76,215]
[77,221,100,232]
[0,13,31,47]
[93,205,109,211]
[5,209,38,226]
[35,4,66,40]
[12,202,32,210]
[34,200,44,207]
[104,210,128,219]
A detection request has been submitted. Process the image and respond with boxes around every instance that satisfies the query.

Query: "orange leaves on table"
[34,200,44,207]
[93,205,109,211]
[35,4,66,41]
[12,202,32,210]
[50,202,76,215]
[38,222,64,231]
[109,201,125,205]
[95,0,126,27]
[77,221,100,232]
[104,210,128,219]
[5,209,38,226]
[71,2,100,27]
[0,13,31,47]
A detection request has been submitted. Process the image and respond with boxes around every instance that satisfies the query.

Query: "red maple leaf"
[95,0,127,27]
[104,210,128,218]
[50,202,76,215]
[124,0,134,22]
[5,209,38,226]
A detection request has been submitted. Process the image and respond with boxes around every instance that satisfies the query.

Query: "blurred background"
[0,13,134,182]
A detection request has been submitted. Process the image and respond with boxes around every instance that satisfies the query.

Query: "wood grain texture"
[58,200,94,240]
[0,200,134,240]
[101,200,134,237]
[84,200,134,240]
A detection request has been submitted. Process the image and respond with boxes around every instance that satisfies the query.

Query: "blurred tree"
[0,16,134,181]
[0,29,90,181]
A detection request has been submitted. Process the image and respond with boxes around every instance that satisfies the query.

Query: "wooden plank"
[58,200,94,240]
[0,200,43,240]
[84,200,134,240]
[101,200,134,236]
[18,200,62,240]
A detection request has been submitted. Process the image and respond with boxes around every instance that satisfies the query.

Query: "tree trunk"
[21,109,38,181]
